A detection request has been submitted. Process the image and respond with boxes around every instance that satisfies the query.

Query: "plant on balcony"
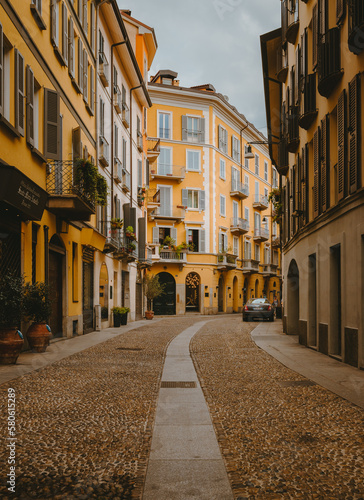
[127,242,136,253]
[110,218,123,229]
[143,274,165,320]
[175,241,192,257]
[74,159,108,206]
[0,274,25,364]
[161,235,176,249]
[23,281,52,353]
[125,226,137,240]
[268,188,282,223]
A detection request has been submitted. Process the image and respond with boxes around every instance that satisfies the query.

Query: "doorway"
[287,259,299,335]
[82,247,94,334]
[233,276,239,312]
[330,245,341,356]
[49,235,65,338]
[218,275,224,312]
[153,272,176,315]
[185,272,200,312]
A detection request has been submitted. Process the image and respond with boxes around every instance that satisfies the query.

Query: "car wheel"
[269,315,274,322]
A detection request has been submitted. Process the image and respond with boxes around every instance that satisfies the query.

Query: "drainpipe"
[110,40,127,218]
[239,122,249,221]
[129,84,143,207]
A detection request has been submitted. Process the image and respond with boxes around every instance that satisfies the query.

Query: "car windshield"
[249,299,269,304]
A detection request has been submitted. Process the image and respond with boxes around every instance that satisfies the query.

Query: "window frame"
[220,158,226,180]
[220,194,226,217]
[158,110,172,139]
[186,149,201,172]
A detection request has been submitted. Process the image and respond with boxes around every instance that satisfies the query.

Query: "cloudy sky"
[117,0,280,136]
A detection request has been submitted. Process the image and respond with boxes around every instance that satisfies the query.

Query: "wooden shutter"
[312,3,318,69]
[51,0,57,48]
[320,115,330,212]
[348,74,361,194]
[199,118,205,143]
[138,217,146,257]
[199,230,205,253]
[199,190,205,211]
[83,49,88,102]
[319,0,327,37]
[152,227,159,244]
[78,39,83,92]
[44,88,60,160]
[62,2,68,65]
[181,189,188,208]
[83,0,88,33]
[281,0,287,43]
[26,65,34,147]
[336,0,345,23]
[171,227,177,244]
[301,144,308,223]
[0,23,3,117]
[313,128,320,218]
[72,127,81,159]
[218,125,223,150]
[77,0,82,22]
[337,89,347,200]
[15,49,24,136]
[122,137,126,169]
[295,46,300,103]
[90,2,95,53]
[182,115,187,141]
[90,64,94,113]
[68,17,74,78]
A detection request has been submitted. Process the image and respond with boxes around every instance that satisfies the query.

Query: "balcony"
[217,253,237,270]
[137,186,145,207]
[114,158,122,183]
[146,188,160,212]
[114,85,122,114]
[103,224,121,253]
[242,259,260,273]
[114,235,138,262]
[230,180,249,199]
[149,206,185,223]
[138,246,153,268]
[348,1,364,54]
[150,164,186,183]
[99,136,109,168]
[137,132,143,152]
[277,139,289,176]
[98,51,109,87]
[260,263,278,276]
[287,106,300,153]
[272,236,280,248]
[253,194,269,210]
[299,74,318,130]
[282,0,299,45]
[122,170,130,193]
[147,138,161,162]
[122,103,130,128]
[159,249,187,265]
[230,217,249,235]
[253,227,270,242]
[276,44,288,82]
[46,160,95,221]
[318,27,343,98]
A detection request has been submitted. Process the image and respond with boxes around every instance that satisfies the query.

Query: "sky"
[117,0,280,137]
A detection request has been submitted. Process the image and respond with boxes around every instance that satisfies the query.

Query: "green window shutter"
[313,128,320,218]
[26,65,34,147]
[62,2,68,65]
[15,49,25,136]
[199,118,205,143]
[68,17,74,78]
[337,89,347,201]
[0,23,3,117]
[348,74,361,194]
[181,189,188,208]
[199,230,205,253]
[182,115,187,141]
[44,88,60,160]
[152,227,159,244]
[199,190,205,211]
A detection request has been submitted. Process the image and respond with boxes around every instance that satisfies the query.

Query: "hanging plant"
[74,159,108,206]
[110,218,123,229]
[268,188,282,223]
[125,226,137,241]
[96,174,108,206]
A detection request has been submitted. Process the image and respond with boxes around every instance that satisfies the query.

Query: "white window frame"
[158,110,172,139]
[186,115,200,143]
[187,189,200,210]
[220,194,226,217]
[158,146,173,175]
[219,231,228,253]
[218,125,228,154]
[232,135,240,162]
[186,149,201,172]
[233,236,239,256]
[220,158,226,180]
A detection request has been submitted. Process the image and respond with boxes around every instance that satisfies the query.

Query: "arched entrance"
[154,272,176,315]
[218,274,224,312]
[255,279,259,298]
[243,278,249,304]
[99,263,109,321]
[287,259,299,335]
[185,272,200,312]
[49,234,65,337]
[233,276,239,312]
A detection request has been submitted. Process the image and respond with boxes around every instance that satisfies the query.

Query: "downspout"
[110,40,127,219]
[239,122,249,221]
[129,84,143,207]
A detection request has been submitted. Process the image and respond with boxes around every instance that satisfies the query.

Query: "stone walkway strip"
[143,321,234,500]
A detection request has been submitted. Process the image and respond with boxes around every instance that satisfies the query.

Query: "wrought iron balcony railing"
[253,194,269,210]
[150,164,186,182]
[230,217,249,234]
[230,180,249,198]
[253,227,270,241]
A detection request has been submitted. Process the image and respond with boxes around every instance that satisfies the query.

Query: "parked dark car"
[242,298,274,322]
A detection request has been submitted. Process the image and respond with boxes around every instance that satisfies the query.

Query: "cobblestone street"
[0,316,363,499]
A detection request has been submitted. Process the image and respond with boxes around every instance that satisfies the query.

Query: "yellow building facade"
[261,1,364,368]
[147,71,281,315]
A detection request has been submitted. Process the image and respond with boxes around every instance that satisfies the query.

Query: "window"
[99,98,105,136]
[68,17,75,78]
[50,0,60,50]
[255,244,260,261]
[1,28,11,121]
[137,160,142,188]
[14,49,25,136]
[90,2,95,53]
[219,232,227,252]
[83,49,88,102]
[255,154,259,175]
[272,167,278,188]
[78,38,83,93]
[244,239,251,260]
[152,226,176,246]
[264,187,268,199]
[188,228,205,253]
[272,222,277,237]
[220,159,226,179]
[186,150,200,171]
[182,189,205,211]
[162,77,172,85]
[44,88,60,160]
[158,112,171,139]
[255,181,259,202]
[182,115,205,142]
[218,125,228,153]
[264,161,268,181]
[89,65,94,114]
[244,207,249,223]
[233,236,239,256]
[231,167,239,191]
[264,246,270,264]
[232,136,240,162]
[245,174,249,189]
[245,156,249,169]
[158,147,172,175]
[220,195,226,216]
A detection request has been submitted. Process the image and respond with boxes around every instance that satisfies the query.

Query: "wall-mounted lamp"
[244,144,254,159]
[205,285,208,289]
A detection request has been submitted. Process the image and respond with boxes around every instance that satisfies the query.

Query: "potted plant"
[162,235,176,249]
[125,226,137,240]
[143,274,165,320]
[74,158,108,207]
[268,188,282,223]
[110,218,123,230]
[24,281,52,352]
[0,274,25,364]
[112,306,130,327]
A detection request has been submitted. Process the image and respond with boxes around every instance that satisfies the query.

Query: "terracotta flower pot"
[145,310,154,320]
[26,322,51,353]
[0,327,24,364]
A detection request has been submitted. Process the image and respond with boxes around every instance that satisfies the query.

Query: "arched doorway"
[287,259,299,335]
[218,274,224,312]
[49,234,65,337]
[154,272,176,315]
[185,272,200,312]
[243,278,249,304]
[233,276,239,312]
[255,279,259,298]
[99,263,109,321]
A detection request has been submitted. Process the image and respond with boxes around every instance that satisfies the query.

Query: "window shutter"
[182,115,187,141]
[51,0,57,48]
[137,159,142,187]
[26,65,34,147]
[15,49,25,136]
[320,115,330,212]
[152,227,159,244]
[90,3,95,53]
[83,49,88,102]
[336,0,345,23]
[83,0,88,33]
[77,0,82,23]
[0,23,3,117]
[68,17,74,78]
[337,89,347,200]
[199,230,205,253]
[181,189,188,208]
[199,118,205,143]
[312,3,318,69]
[78,38,83,92]
[122,137,127,169]
[145,159,149,187]
[313,128,320,218]
[44,88,60,160]
[72,127,81,159]
[348,74,360,194]
[319,0,327,38]
[301,145,307,222]
[62,2,68,65]
[90,64,94,113]
[218,125,222,150]
[199,190,205,211]
[171,227,177,244]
